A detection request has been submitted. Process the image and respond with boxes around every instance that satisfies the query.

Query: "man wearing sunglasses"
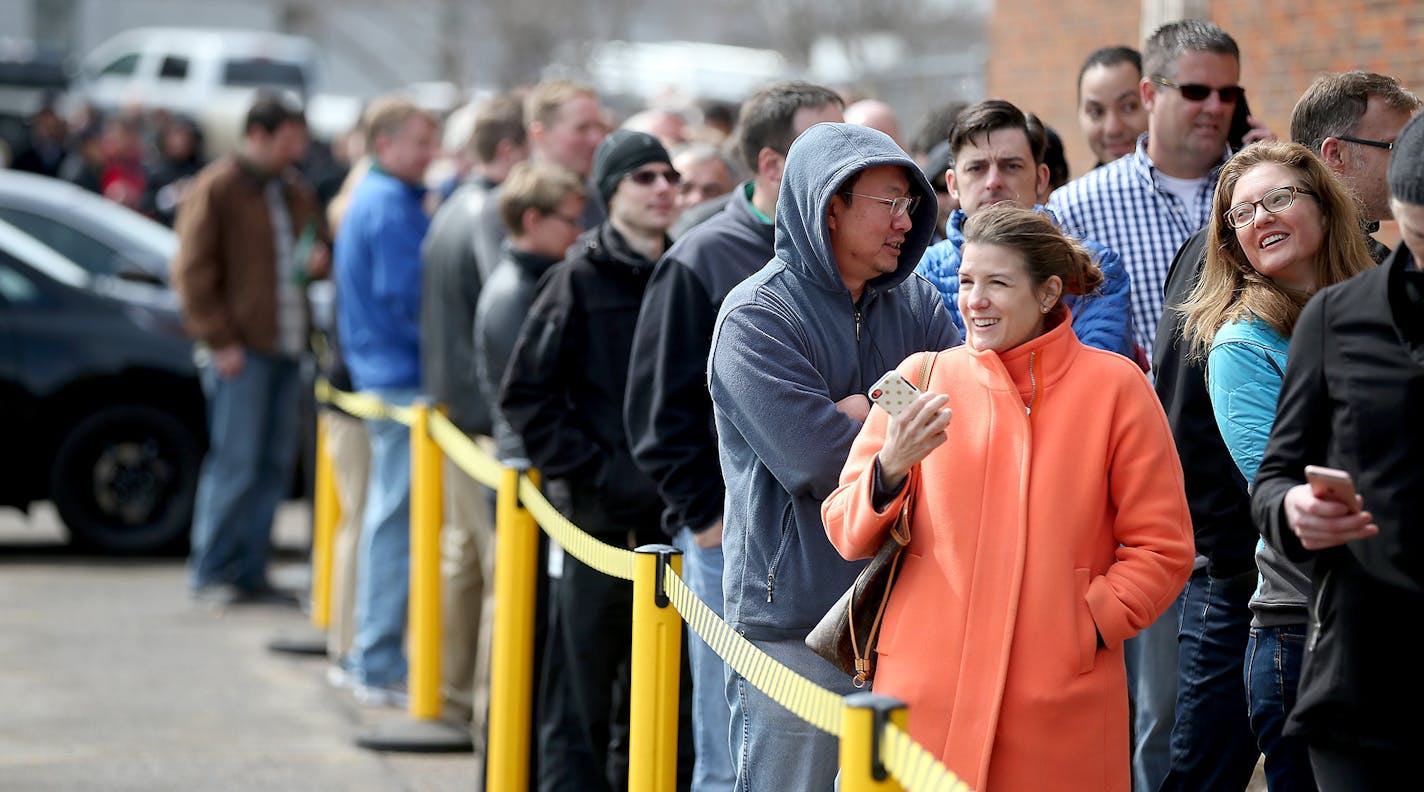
[499,130,682,791]
[1051,19,1260,792]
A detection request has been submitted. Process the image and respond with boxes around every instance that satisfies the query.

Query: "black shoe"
[233,583,302,608]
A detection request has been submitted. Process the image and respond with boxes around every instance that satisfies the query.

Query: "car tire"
[50,404,201,555]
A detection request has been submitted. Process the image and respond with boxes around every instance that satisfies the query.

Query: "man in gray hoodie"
[709,122,959,789]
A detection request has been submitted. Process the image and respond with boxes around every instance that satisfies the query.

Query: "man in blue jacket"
[333,96,437,705]
[709,123,958,790]
[916,99,1134,359]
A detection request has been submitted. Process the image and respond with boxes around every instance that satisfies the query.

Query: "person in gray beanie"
[499,124,687,790]
[1250,108,1424,791]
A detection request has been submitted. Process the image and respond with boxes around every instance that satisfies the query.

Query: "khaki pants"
[441,447,496,743]
[322,411,370,662]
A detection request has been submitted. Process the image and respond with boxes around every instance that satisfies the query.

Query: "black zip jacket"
[500,223,665,535]
[1152,228,1254,578]
[1252,244,1424,749]
[624,184,774,538]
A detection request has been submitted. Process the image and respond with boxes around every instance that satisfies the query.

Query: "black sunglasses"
[625,168,682,187]
[1151,77,1245,104]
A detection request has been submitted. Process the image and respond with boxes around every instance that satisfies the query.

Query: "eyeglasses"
[1224,185,1316,229]
[1335,135,1393,152]
[624,168,682,187]
[544,211,582,227]
[839,192,920,218]
[1150,77,1246,104]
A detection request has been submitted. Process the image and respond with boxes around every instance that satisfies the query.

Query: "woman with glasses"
[1179,140,1374,791]
[823,204,1193,791]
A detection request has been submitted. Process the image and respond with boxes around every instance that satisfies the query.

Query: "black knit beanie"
[1388,112,1424,205]
[593,130,672,206]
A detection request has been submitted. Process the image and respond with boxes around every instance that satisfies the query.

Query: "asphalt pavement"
[0,503,481,792]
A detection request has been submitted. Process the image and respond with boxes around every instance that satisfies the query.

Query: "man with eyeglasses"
[917,99,1133,359]
[1050,19,1270,792]
[499,130,683,791]
[625,80,843,792]
[708,122,957,790]
[1150,69,1420,792]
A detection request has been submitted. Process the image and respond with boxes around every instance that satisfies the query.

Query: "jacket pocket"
[1074,568,1098,675]
[765,501,796,603]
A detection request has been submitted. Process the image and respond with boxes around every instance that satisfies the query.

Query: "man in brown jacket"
[172,94,329,605]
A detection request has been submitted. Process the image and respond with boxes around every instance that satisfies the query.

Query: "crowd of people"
[10,15,1421,792]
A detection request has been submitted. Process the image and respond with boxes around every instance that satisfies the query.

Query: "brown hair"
[471,93,527,164]
[1180,140,1374,358]
[960,204,1104,299]
[362,95,436,150]
[497,161,587,237]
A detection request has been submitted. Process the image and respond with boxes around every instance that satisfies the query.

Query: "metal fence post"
[630,544,684,792]
[486,467,541,791]
[840,692,907,792]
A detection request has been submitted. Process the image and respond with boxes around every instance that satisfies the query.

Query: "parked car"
[72,27,325,158]
[0,169,176,290]
[0,217,204,554]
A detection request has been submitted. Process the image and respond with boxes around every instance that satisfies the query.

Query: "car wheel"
[50,404,201,554]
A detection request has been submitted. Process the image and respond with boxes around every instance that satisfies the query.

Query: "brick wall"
[987,1,1424,183]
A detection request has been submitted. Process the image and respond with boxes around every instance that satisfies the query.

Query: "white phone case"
[867,370,920,417]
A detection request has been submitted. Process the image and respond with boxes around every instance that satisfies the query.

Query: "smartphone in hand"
[1304,465,1361,513]
[1228,93,1254,151]
[868,370,920,417]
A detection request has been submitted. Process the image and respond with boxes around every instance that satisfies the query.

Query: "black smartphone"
[1228,93,1253,152]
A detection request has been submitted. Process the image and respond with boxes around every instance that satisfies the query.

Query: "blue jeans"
[1160,569,1259,791]
[674,528,734,792]
[347,387,419,687]
[726,635,859,792]
[1124,585,1181,792]
[189,351,300,591]
[1246,625,1315,792]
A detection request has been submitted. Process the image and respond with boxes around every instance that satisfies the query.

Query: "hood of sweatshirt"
[774,122,939,298]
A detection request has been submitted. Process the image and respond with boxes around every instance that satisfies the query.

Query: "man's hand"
[835,394,871,423]
[307,242,332,280]
[213,344,246,379]
[1283,483,1377,550]
[1242,116,1278,145]
[693,518,723,549]
[878,392,952,491]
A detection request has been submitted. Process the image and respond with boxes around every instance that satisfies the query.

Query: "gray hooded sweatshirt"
[709,123,960,641]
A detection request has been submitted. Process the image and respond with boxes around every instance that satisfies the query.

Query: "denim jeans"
[347,387,420,687]
[1246,624,1315,792]
[727,635,859,792]
[673,527,734,792]
[1159,569,1259,791]
[189,351,300,591]
[1124,585,1182,792]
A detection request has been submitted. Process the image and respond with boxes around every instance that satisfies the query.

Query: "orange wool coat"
[822,319,1193,792]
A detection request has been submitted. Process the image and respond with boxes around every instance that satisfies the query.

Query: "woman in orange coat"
[823,205,1193,791]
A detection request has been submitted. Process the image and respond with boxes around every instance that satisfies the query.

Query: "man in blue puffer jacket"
[916,100,1136,360]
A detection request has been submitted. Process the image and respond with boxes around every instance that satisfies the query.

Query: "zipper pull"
[766,573,775,603]
[854,309,862,341]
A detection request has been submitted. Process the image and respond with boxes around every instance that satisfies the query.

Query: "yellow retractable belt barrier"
[310,415,339,631]
[407,404,444,720]
[314,381,973,791]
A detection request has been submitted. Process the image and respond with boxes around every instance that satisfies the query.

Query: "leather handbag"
[806,352,935,688]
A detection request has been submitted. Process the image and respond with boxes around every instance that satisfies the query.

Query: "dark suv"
[0,219,204,553]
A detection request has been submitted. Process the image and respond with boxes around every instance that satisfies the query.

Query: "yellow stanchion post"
[355,401,471,753]
[310,414,339,630]
[630,544,684,792]
[840,693,908,792]
[487,468,541,791]
[407,402,443,720]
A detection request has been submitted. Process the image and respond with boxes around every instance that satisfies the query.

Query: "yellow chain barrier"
[315,382,970,791]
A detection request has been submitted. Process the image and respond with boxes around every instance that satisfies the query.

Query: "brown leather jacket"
[171,154,323,353]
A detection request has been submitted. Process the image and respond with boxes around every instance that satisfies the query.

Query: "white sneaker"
[326,665,356,691]
[353,682,409,708]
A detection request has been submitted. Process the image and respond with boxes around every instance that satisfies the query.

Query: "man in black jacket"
[622,81,843,791]
[500,130,678,792]
[1251,112,1424,790]
[1152,71,1418,792]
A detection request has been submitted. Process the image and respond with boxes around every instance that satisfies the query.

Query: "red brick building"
[987,0,1424,181]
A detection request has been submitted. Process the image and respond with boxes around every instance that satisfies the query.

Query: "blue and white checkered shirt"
[1049,134,1229,354]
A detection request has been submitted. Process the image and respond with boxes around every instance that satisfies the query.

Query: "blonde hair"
[497,161,587,236]
[362,95,436,150]
[960,204,1104,300]
[1180,141,1373,359]
[524,80,597,130]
